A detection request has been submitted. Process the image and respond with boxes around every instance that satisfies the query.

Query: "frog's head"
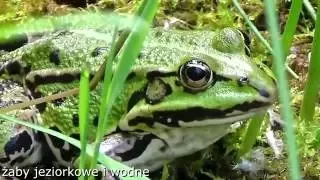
[119,28,276,131]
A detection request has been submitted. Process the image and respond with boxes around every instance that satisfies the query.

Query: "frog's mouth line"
[127,101,271,128]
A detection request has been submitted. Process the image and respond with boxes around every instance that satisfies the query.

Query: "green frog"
[0,26,276,174]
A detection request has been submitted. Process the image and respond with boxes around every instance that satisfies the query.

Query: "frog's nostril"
[259,89,270,98]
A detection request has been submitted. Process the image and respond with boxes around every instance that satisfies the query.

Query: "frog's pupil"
[186,66,206,81]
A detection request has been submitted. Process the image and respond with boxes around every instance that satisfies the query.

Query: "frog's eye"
[179,59,214,91]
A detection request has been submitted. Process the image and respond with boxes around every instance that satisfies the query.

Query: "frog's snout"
[260,87,277,103]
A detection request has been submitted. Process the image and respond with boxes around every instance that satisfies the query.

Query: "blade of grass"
[264,0,301,179]
[303,0,316,21]
[89,0,160,178]
[79,69,90,180]
[234,0,302,158]
[281,0,303,59]
[237,115,264,159]
[300,2,320,122]
[88,25,119,179]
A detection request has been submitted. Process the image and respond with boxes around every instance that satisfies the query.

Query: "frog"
[0,26,276,175]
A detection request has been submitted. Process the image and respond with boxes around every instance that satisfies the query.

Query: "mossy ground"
[1,0,319,179]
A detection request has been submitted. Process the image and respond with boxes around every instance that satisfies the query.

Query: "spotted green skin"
[0,27,276,170]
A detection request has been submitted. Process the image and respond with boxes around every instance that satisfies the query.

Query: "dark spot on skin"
[0,33,28,51]
[72,114,79,126]
[49,127,64,148]
[137,52,143,59]
[49,49,61,65]
[93,116,99,126]
[259,89,270,98]
[159,145,167,152]
[91,47,108,57]
[127,90,145,112]
[36,102,47,113]
[53,97,65,106]
[126,72,136,81]
[271,118,284,131]
[27,72,81,91]
[4,130,32,155]
[5,60,23,75]
[59,142,79,162]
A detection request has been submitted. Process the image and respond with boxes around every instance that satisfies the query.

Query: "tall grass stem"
[264,1,301,179]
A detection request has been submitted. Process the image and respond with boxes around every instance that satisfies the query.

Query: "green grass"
[300,2,320,122]
[264,0,301,179]
[237,115,264,159]
[79,69,90,180]
[281,0,303,59]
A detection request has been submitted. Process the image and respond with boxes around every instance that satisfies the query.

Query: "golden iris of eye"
[179,59,213,91]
